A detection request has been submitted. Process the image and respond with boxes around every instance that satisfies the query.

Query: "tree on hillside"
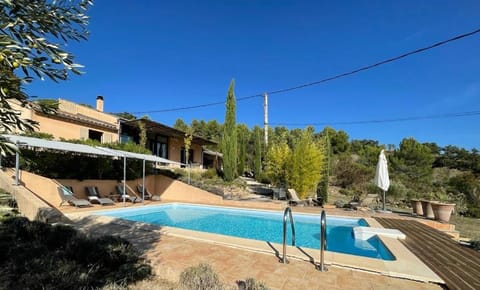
[448,172,480,217]
[350,139,382,167]
[435,145,478,172]
[0,0,92,155]
[253,127,263,180]
[204,120,223,143]
[390,137,435,193]
[318,127,350,154]
[286,128,325,199]
[222,80,237,182]
[173,118,189,132]
[191,119,207,138]
[237,124,249,176]
[270,126,289,146]
[114,112,136,120]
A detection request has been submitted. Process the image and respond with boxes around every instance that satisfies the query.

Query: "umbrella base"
[377,209,392,214]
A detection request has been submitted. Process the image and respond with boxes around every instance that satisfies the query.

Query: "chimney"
[96,96,104,112]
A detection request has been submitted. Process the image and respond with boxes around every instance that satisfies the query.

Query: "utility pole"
[263,93,268,146]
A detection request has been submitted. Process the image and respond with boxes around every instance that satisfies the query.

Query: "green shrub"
[21,131,54,140]
[158,168,183,179]
[334,199,348,208]
[239,278,270,290]
[466,206,480,218]
[471,240,480,251]
[179,263,223,290]
[255,172,271,185]
[339,188,353,196]
[0,217,151,289]
[387,180,408,202]
[201,168,219,179]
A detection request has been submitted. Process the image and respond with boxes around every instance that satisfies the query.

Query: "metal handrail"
[316,209,328,271]
[281,206,296,264]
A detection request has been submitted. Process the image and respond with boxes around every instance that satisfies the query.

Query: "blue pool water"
[93,203,394,260]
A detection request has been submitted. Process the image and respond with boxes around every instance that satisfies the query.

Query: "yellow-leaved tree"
[265,140,291,187]
[286,128,325,199]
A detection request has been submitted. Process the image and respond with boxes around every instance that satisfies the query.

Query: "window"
[120,134,133,144]
[149,135,168,158]
[180,147,194,166]
[88,129,103,142]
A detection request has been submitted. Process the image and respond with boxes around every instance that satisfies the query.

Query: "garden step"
[440,230,460,240]
[419,219,455,231]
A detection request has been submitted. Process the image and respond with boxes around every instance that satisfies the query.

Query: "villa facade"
[11,96,221,169]
[13,96,119,143]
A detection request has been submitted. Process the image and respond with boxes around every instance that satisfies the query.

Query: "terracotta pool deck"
[64,201,448,289]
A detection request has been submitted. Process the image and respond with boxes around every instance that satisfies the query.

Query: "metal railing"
[316,209,328,271]
[281,206,296,264]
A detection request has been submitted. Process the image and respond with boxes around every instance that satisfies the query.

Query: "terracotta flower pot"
[431,202,455,223]
[420,200,435,219]
[410,199,423,216]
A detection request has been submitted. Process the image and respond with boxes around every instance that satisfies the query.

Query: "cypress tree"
[222,80,238,182]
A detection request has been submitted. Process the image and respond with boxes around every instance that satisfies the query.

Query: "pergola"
[2,134,183,204]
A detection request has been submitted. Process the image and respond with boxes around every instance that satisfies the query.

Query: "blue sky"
[26,1,480,149]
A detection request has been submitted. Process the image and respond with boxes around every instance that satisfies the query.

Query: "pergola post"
[142,159,146,203]
[14,147,20,186]
[123,156,126,205]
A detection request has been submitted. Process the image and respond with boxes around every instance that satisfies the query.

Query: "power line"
[131,27,480,115]
[269,110,480,127]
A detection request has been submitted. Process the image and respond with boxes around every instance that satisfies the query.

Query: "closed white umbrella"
[374,149,390,211]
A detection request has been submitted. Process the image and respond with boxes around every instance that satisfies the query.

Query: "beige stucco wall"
[59,175,222,204]
[168,137,203,165]
[191,143,203,164]
[59,179,120,199]
[59,99,118,125]
[169,138,182,163]
[7,98,119,143]
[148,175,222,203]
[31,113,119,142]
[0,169,65,222]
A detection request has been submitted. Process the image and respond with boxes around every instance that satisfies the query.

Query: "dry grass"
[450,215,480,241]
[127,277,179,290]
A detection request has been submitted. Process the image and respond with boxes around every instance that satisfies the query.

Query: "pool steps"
[316,210,328,272]
[281,207,296,264]
[353,226,406,240]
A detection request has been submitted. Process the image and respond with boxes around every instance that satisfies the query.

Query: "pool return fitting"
[281,207,295,264]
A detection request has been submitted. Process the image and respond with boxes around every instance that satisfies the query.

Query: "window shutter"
[80,128,88,140]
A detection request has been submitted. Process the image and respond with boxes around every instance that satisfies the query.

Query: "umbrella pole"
[383,190,386,211]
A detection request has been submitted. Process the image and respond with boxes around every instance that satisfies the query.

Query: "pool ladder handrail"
[281,206,295,264]
[316,209,328,271]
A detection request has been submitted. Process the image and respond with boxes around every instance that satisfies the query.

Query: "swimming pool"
[93,203,394,260]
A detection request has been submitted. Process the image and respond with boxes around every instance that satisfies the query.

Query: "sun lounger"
[58,186,92,208]
[116,184,142,203]
[136,184,161,201]
[286,188,310,206]
[85,186,115,205]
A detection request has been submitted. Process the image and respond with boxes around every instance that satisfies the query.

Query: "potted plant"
[409,191,423,215]
[431,192,456,223]
[410,198,423,216]
[420,193,435,219]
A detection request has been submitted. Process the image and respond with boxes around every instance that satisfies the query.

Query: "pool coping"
[70,202,444,284]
